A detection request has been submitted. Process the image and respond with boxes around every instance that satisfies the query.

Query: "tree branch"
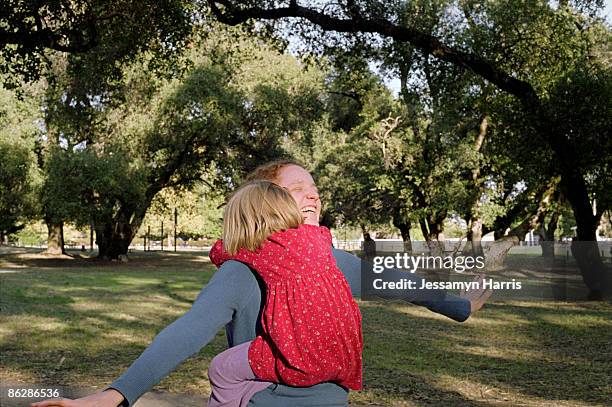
[0,2,100,53]
[327,90,363,107]
[0,27,97,53]
[208,1,541,107]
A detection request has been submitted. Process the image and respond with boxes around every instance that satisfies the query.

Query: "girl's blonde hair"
[223,180,303,254]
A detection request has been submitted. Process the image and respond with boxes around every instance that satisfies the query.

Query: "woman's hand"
[30,389,125,407]
[459,274,493,315]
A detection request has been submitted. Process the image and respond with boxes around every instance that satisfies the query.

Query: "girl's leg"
[207,341,271,407]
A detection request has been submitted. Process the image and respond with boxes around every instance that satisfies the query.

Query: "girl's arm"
[332,248,474,322]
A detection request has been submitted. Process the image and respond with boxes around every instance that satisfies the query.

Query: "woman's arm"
[332,249,478,322]
[32,260,260,407]
[107,260,260,406]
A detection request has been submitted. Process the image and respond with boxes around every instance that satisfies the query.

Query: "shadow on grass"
[0,247,211,272]
[360,301,611,405]
[1,249,610,405]
[0,265,224,389]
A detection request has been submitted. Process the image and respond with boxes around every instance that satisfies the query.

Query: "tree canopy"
[1,0,609,296]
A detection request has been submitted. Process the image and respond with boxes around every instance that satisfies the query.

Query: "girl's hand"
[30,389,125,407]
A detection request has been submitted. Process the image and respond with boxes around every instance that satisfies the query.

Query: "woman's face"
[275,165,321,226]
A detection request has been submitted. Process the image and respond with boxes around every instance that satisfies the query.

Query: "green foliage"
[13,221,47,245]
[142,182,224,241]
[42,145,147,227]
[546,61,612,211]
[556,202,578,240]
[28,24,335,255]
[316,51,492,238]
[5,1,609,256]
[0,142,37,235]
[0,84,41,237]
[1,0,192,86]
[210,1,610,251]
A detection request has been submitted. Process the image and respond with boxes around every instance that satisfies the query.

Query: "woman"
[32,160,490,407]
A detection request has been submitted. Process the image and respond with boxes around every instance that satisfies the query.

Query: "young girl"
[207,180,362,407]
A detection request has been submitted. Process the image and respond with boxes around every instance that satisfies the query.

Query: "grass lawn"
[1,247,610,406]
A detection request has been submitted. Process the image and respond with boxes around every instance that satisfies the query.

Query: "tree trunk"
[419,219,429,243]
[540,237,554,258]
[493,228,506,241]
[394,219,413,253]
[359,223,368,236]
[484,236,519,270]
[94,223,110,259]
[560,172,609,299]
[88,223,93,251]
[95,220,137,260]
[421,222,445,256]
[467,217,484,257]
[465,115,487,258]
[538,212,558,258]
[424,214,445,256]
[95,206,145,260]
[484,182,557,270]
[45,219,65,255]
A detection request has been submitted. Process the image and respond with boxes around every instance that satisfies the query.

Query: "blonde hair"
[223,180,303,254]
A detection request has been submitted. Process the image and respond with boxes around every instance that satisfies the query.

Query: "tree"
[209,0,611,298]
[319,48,490,256]
[36,27,333,259]
[0,84,41,243]
[1,0,191,85]
[13,0,195,254]
[64,56,242,259]
[0,142,38,243]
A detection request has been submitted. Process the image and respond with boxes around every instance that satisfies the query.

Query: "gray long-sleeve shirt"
[107,249,471,406]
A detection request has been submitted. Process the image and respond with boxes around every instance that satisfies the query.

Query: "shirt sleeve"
[106,260,260,406]
[331,248,471,322]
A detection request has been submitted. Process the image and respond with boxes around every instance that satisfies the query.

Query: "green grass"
[1,248,610,406]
